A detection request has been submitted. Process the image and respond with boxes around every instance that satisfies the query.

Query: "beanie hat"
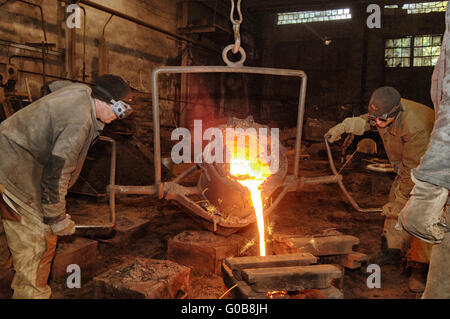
[368,86,401,117]
[91,74,130,103]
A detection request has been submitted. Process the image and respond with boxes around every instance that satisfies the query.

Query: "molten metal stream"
[229,158,271,256]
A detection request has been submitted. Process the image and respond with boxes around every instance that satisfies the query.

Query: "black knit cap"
[368,86,401,117]
[91,74,130,103]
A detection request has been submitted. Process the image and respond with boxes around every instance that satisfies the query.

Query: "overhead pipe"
[16,0,47,42]
[0,62,93,85]
[79,5,88,81]
[78,0,219,54]
[15,0,48,82]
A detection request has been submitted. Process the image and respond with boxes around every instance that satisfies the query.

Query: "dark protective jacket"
[0,83,104,223]
[413,12,450,189]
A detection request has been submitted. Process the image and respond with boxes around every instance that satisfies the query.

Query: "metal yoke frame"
[76,64,381,231]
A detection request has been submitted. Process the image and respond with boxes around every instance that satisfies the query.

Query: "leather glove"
[324,123,346,143]
[50,214,76,236]
[324,117,368,143]
[398,174,449,244]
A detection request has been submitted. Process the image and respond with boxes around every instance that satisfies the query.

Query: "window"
[413,35,442,66]
[384,2,448,14]
[385,35,442,68]
[385,37,411,67]
[277,8,351,25]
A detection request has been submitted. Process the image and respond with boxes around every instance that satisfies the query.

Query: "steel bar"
[15,0,48,82]
[324,138,382,213]
[0,63,93,85]
[301,175,342,185]
[108,185,159,195]
[15,0,47,42]
[0,39,61,56]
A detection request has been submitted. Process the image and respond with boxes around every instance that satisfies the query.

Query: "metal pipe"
[0,63,94,85]
[78,0,218,54]
[302,175,342,185]
[108,185,159,196]
[16,0,47,42]
[16,0,48,82]
[79,5,87,81]
[8,55,43,64]
[294,72,307,178]
[324,138,382,213]
[0,40,61,56]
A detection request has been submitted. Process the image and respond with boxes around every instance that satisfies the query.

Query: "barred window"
[384,2,447,14]
[413,35,442,66]
[277,8,351,25]
[385,37,411,67]
[385,35,442,68]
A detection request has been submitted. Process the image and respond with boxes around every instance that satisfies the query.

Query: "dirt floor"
[0,140,421,299]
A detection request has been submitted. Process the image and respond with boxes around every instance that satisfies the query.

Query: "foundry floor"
[1,150,419,299]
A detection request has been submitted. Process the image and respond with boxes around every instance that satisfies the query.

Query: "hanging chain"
[230,0,243,54]
[223,0,246,67]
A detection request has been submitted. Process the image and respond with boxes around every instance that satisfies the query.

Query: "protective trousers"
[423,230,450,298]
[0,195,57,299]
[383,176,433,265]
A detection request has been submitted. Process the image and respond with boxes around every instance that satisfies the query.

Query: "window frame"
[277,8,352,25]
[384,34,443,68]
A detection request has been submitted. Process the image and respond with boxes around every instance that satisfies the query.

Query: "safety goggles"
[94,85,133,119]
[111,99,133,119]
[369,103,400,122]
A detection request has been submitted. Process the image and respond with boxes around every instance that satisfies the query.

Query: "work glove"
[50,214,76,236]
[397,174,449,244]
[324,117,368,143]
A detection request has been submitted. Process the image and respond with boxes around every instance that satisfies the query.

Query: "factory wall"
[258,4,445,126]
[0,0,186,146]
[0,0,183,97]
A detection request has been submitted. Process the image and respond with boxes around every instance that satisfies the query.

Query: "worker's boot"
[408,263,428,293]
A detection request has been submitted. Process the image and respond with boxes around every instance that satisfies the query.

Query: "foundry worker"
[325,86,434,292]
[398,2,450,299]
[0,74,131,298]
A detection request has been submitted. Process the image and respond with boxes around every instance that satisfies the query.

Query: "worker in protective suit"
[0,74,132,299]
[325,86,434,292]
[398,2,450,299]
